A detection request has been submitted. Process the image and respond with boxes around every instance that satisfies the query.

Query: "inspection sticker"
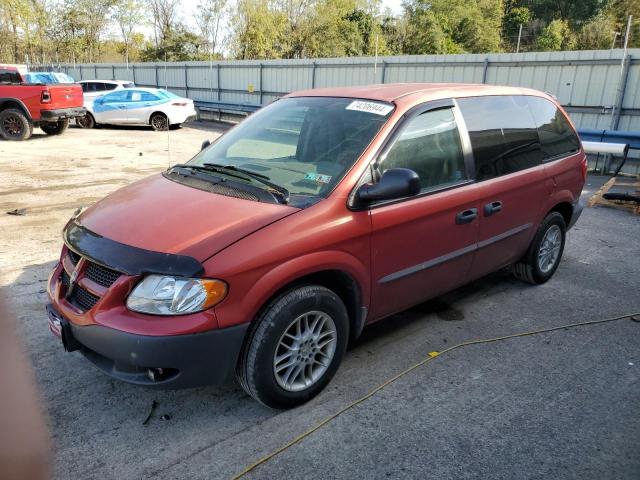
[346,100,393,116]
[304,172,332,184]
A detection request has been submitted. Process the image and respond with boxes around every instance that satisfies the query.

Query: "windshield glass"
[188,97,393,198]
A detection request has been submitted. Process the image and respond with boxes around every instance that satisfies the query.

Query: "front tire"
[236,285,349,409]
[514,212,566,284]
[0,108,33,141]
[150,112,168,131]
[41,118,69,135]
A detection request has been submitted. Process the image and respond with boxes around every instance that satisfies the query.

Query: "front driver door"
[368,101,480,320]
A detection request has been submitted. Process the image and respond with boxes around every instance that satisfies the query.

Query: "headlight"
[126,275,227,315]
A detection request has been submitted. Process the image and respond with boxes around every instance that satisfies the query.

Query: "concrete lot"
[1,123,639,480]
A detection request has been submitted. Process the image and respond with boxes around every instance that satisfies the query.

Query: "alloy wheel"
[2,114,23,137]
[538,224,562,273]
[273,311,337,392]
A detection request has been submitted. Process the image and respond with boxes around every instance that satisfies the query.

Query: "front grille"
[68,286,100,311]
[61,270,70,287]
[68,250,81,265]
[85,262,121,287]
[60,252,122,312]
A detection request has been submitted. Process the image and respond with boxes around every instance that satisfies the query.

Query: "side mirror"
[357,168,420,203]
[201,139,211,151]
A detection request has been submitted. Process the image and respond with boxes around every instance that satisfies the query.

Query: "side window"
[0,69,22,83]
[103,83,117,91]
[526,96,580,159]
[457,96,544,181]
[101,91,128,103]
[81,82,89,92]
[381,107,467,190]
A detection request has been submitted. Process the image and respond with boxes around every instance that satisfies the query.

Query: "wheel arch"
[265,269,364,343]
[0,98,31,120]
[548,200,573,227]
[148,110,168,125]
[216,251,370,343]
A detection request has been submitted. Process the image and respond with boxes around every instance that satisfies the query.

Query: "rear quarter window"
[526,96,580,159]
[0,68,22,84]
[457,95,544,181]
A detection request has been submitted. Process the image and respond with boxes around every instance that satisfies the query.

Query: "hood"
[78,174,299,261]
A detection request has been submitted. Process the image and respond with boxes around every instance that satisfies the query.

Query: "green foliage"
[403,0,503,54]
[141,27,206,61]
[503,6,530,39]
[577,13,617,50]
[0,0,638,64]
[536,19,576,51]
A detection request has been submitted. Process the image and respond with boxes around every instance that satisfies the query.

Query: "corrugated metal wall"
[44,49,640,132]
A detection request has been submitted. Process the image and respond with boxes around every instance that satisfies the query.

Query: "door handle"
[483,201,503,217]
[455,208,478,225]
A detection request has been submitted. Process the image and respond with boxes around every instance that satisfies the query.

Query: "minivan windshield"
[187,97,393,201]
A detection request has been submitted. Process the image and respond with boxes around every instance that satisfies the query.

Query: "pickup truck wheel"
[236,285,349,409]
[0,109,33,141]
[76,113,95,129]
[514,212,566,285]
[41,119,69,135]
[150,112,168,131]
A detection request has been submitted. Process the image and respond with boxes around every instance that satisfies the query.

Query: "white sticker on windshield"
[346,100,393,116]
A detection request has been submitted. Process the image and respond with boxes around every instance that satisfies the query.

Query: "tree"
[112,0,147,64]
[141,26,204,61]
[195,0,228,57]
[503,6,530,47]
[232,0,291,59]
[524,0,608,26]
[577,13,617,50]
[536,19,576,51]
[148,0,179,46]
[402,0,503,54]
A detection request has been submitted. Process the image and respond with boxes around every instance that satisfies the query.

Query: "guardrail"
[577,129,640,174]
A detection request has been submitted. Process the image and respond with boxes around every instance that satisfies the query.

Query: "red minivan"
[47,84,586,408]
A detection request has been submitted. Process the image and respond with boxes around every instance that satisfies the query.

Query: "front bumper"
[567,198,584,230]
[47,303,248,389]
[40,107,87,122]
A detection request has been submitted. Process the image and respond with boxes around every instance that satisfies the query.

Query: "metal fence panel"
[36,49,640,132]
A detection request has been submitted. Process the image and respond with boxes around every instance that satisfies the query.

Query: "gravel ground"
[1,124,639,480]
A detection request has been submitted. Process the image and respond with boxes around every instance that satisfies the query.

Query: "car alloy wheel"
[537,224,562,273]
[3,113,23,137]
[151,113,168,131]
[273,310,337,392]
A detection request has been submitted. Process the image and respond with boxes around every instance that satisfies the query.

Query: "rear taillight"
[171,102,188,106]
[581,157,588,181]
[41,89,51,103]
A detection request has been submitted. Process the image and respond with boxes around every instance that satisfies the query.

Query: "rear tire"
[0,108,33,141]
[513,212,566,285]
[41,118,69,135]
[76,113,95,129]
[150,112,168,131]
[236,285,349,409]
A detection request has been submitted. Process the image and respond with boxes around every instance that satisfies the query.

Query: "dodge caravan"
[47,83,586,408]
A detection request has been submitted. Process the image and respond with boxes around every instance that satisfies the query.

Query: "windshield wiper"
[203,163,270,180]
[202,163,289,203]
[171,163,290,204]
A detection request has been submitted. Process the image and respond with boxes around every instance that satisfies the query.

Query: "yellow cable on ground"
[233,312,639,479]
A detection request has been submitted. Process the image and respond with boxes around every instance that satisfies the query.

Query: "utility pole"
[516,24,523,53]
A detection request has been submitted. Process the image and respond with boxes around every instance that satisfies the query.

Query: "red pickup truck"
[0,65,85,141]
